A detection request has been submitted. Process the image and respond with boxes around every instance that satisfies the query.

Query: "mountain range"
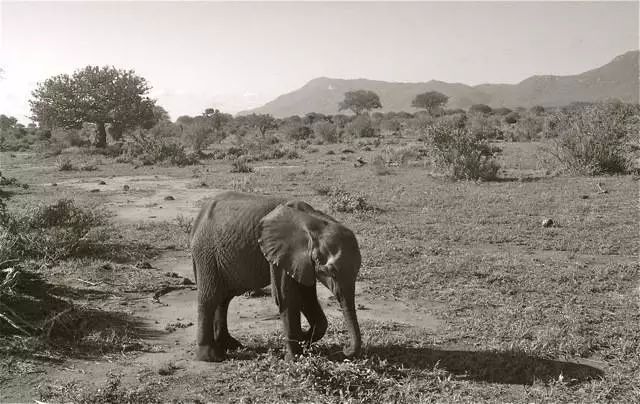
[240,50,639,117]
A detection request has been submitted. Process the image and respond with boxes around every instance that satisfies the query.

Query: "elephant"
[190,191,362,362]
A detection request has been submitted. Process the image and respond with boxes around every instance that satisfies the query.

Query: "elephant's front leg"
[270,264,304,360]
[300,284,328,344]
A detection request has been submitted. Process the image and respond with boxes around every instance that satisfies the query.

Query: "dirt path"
[2,174,443,401]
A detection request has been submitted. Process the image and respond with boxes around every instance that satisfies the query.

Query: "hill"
[240,50,639,117]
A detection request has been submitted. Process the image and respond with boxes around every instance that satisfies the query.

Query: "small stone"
[200,182,207,187]
[123,185,130,191]
[98,180,106,185]
[580,195,589,199]
[90,189,100,193]
[164,195,175,201]
[542,218,554,228]
[164,271,180,278]
[51,183,57,187]
[136,261,153,269]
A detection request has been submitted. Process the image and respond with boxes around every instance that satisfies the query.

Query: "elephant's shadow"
[363,345,605,385]
[233,343,604,386]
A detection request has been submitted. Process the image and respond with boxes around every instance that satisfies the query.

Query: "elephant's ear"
[259,205,324,286]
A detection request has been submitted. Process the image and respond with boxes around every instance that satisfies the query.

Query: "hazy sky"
[1,1,638,122]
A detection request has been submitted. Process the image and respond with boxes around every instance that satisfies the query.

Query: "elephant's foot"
[195,344,226,362]
[284,339,302,361]
[221,334,243,351]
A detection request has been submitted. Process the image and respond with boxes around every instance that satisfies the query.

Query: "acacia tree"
[412,91,449,114]
[30,66,157,147]
[238,113,278,137]
[339,90,382,115]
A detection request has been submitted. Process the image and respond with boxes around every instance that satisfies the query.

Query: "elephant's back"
[191,192,284,293]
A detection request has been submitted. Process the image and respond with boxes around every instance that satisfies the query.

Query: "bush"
[230,156,253,173]
[542,102,640,175]
[371,154,393,176]
[345,114,378,138]
[55,156,74,171]
[122,130,199,166]
[312,121,338,143]
[420,117,500,181]
[282,121,312,141]
[322,187,375,213]
[0,199,108,262]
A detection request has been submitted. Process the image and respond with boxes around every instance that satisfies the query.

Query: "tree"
[182,108,232,152]
[30,66,157,147]
[469,104,492,114]
[338,90,382,115]
[239,113,278,137]
[412,91,449,114]
[530,105,545,115]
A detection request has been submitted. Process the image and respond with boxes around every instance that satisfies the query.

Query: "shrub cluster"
[420,116,500,181]
[543,102,640,175]
[120,130,199,166]
[0,199,108,262]
[321,186,375,213]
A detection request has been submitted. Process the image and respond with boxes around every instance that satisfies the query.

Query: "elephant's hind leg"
[195,282,226,362]
[214,296,243,351]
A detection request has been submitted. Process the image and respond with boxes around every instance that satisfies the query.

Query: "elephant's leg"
[270,264,303,360]
[299,284,328,344]
[214,295,243,351]
[196,294,226,362]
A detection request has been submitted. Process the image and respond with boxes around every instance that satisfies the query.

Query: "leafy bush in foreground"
[0,199,108,262]
[421,116,500,181]
[543,101,640,175]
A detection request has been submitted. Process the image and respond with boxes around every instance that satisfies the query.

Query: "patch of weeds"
[229,175,257,193]
[371,154,393,176]
[175,214,193,234]
[122,130,199,167]
[55,156,74,171]
[39,373,164,404]
[325,187,376,213]
[230,156,253,173]
[285,355,411,402]
[0,199,109,262]
[78,160,99,171]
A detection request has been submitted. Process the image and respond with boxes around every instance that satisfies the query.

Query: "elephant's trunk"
[339,294,361,358]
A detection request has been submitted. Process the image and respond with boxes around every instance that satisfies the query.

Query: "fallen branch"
[596,183,608,194]
[0,301,36,336]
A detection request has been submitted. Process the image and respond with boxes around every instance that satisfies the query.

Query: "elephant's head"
[259,201,362,357]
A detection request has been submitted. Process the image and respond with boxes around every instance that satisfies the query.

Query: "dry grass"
[1,139,638,402]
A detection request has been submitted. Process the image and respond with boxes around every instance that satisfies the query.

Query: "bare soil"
[2,171,440,402]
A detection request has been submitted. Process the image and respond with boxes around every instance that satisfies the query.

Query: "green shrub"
[0,199,108,262]
[230,156,253,173]
[345,114,378,138]
[312,121,338,143]
[55,156,74,171]
[543,101,639,175]
[371,154,393,176]
[122,130,199,166]
[282,121,312,141]
[421,117,500,181]
[325,187,375,213]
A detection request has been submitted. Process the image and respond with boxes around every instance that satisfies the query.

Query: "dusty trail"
[7,174,442,400]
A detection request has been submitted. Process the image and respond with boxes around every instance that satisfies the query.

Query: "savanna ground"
[1,139,638,403]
